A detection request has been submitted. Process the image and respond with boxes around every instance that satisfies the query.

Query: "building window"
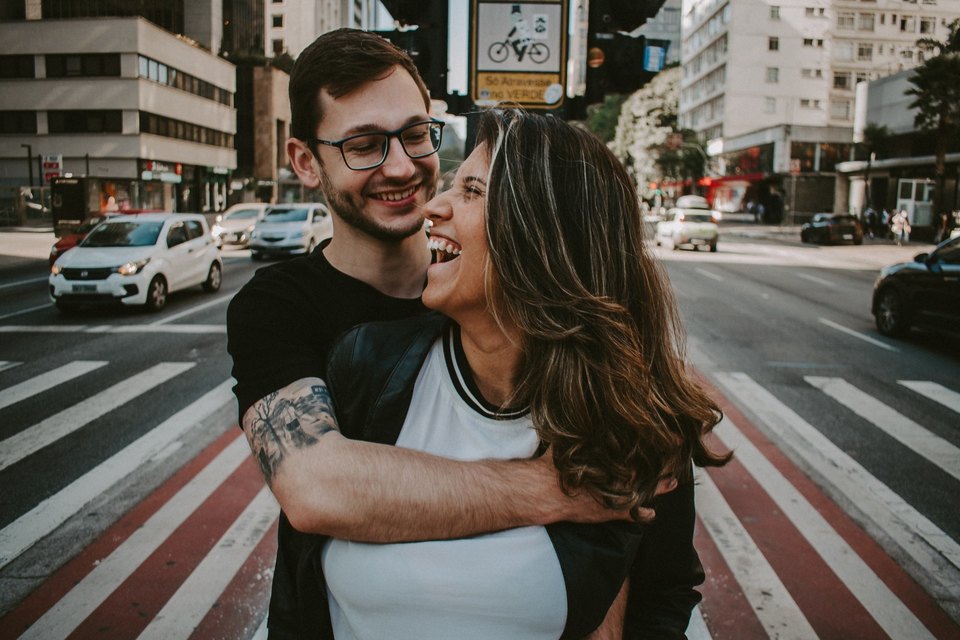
[802,68,824,78]
[138,55,233,107]
[46,54,121,78]
[919,17,935,34]
[830,100,851,120]
[805,7,825,16]
[764,97,777,113]
[48,110,122,133]
[272,39,285,55]
[900,16,916,32]
[272,14,283,28]
[0,55,35,79]
[766,67,779,83]
[769,37,779,51]
[800,99,821,109]
[857,43,874,61]
[838,12,855,29]
[803,38,824,47]
[858,13,875,31]
[0,110,37,134]
[770,6,780,19]
[833,71,852,89]
[139,111,234,148]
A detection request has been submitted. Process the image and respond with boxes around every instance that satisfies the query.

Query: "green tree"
[585,94,627,143]
[906,19,960,215]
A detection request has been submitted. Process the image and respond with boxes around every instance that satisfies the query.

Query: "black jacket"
[271,313,703,639]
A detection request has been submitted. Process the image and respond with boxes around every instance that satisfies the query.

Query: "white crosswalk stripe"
[0,361,22,373]
[0,360,107,411]
[0,362,195,472]
[806,376,960,481]
[900,380,960,414]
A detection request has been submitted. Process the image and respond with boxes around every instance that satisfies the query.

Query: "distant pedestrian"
[864,207,877,239]
[891,210,911,245]
[934,211,949,243]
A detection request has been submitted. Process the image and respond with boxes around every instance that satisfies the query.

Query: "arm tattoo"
[242,378,339,486]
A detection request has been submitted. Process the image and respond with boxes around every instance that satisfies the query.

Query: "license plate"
[842,234,853,240]
[72,284,97,293]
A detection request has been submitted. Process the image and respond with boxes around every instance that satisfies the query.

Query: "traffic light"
[375,1,448,100]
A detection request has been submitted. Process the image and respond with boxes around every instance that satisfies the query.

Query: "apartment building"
[678,0,959,217]
[266,0,382,58]
[0,16,236,216]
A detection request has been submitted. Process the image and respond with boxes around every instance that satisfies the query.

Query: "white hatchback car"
[210,202,270,248]
[655,197,720,252]
[49,213,222,313]
[248,203,332,260]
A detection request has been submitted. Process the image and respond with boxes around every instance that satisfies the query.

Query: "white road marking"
[0,303,53,321]
[0,276,48,290]
[137,487,278,640]
[795,272,836,288]
[818,318,899,352]
[0,361,22,373]
[150,296,231,326]
[713,372,960,600]
[694,268,724,282]
[695,469,818,639]
[0,362,195,472]
[19,435,250,640]
[714,416,936,639]
[0,381,235,570]
[899,380,960,414]
[0,360,107,411]
[806,376,960,482]
[0,324,225,334]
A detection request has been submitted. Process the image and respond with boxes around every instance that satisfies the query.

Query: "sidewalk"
[0,229,55,263]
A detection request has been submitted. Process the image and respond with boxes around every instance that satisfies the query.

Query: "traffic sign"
[470,0,568,109]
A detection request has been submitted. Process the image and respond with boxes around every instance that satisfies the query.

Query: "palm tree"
[857,123,891,210]
[905,19,960,216]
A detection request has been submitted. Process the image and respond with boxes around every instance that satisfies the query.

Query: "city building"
[678,0,960,219]
[266,0,383,59]
[0,16,236,223]
[635,0,682,66]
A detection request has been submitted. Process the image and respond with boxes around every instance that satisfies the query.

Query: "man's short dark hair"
[289,28,431,142]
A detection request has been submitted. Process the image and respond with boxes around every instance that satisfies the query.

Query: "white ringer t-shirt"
[322,326,568,640]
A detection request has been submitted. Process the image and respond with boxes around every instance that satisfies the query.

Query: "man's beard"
[320,168,438,243]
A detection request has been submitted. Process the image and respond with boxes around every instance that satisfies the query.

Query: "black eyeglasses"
[308,119,445,171]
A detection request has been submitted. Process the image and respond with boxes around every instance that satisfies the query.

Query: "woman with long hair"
[316,107,730,639]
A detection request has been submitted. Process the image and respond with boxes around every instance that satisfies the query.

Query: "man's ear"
[287,138,322,189]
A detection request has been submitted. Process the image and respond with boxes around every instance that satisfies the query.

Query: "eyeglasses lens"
[341,122,442,170]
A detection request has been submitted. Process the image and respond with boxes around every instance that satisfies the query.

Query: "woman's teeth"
[427,237,461,263]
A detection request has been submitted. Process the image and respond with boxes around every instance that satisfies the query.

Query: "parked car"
[800,213,864,245]
[49,213,222,313]
[872,236,960,337]
[210,202,270,248]
[655,197,719,252]
[248,203,332,260]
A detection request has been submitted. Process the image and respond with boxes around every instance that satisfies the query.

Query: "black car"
[801,213,864,245]
[872,236,960,337]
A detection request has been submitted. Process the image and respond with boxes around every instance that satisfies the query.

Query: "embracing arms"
[242,377,620,542]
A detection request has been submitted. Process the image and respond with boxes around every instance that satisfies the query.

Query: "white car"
[210,202,270,248]
[655,200,720,252]
[248,203,332,260]
[49,213,222,313]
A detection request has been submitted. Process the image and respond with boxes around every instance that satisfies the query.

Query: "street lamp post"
[20,143,34,187]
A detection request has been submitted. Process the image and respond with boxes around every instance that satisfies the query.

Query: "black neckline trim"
[442,324,528,420]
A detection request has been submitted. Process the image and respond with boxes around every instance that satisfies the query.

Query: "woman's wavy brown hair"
[475,108,731,515]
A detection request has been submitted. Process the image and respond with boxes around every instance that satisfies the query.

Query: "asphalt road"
[1,226,958,638]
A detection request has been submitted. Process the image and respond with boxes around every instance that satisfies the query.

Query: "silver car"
[210,203,270,248]
[655,197,720,252]
[248,203,332,260]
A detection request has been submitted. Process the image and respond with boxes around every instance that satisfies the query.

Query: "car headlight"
[116,258,150,276]
[246,224,256,232]
[51,264,63,275]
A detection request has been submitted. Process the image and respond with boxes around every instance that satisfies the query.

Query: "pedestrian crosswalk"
[0,359,957,638]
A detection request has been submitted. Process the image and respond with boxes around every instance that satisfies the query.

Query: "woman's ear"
[287,138,322,189]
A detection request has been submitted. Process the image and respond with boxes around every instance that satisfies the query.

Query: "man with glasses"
[228,28,703,639]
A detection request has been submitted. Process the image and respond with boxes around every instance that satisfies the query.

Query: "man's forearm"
[242,377,601,541]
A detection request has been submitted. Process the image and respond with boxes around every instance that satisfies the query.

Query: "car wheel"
[801,230,809,243]
[854,236,863,245]
[203,262,222,293]
[710,241,718,253]
[251,251,263,261]
[145,275,168,312]
[875,287,909,337]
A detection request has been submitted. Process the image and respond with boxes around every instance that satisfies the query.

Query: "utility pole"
[20,143,34,187]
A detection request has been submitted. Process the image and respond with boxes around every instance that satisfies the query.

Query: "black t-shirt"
[227,240,427,421]
[226,240,427,639]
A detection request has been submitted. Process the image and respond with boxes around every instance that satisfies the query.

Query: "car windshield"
[264,207,309,222]
[682,213,714,223]
[82,221,163,247]
[75,216,109,234]
[225,208,261,220]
